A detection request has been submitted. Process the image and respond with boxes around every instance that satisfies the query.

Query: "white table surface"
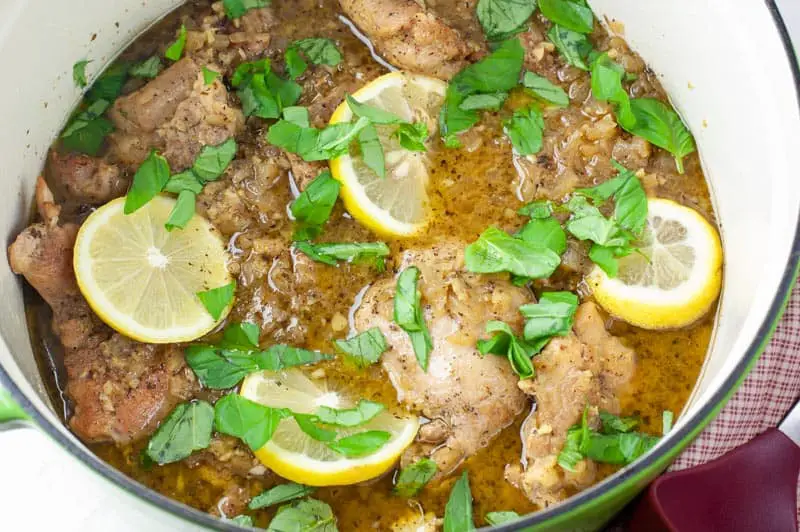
[1,2,799,531]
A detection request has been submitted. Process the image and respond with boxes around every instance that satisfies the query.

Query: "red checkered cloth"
[669,281,800,476]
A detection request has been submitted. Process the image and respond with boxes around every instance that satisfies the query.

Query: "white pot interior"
[0,0,798,527]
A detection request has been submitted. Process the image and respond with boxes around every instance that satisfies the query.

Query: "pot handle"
[0,387,30,428]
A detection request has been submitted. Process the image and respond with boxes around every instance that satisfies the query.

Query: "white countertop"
[1,2,798,531]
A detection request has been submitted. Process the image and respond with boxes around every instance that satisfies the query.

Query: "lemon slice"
[73,195,232,343]
[588,198,722,330]
[240,369,419,486]
[329,71,447,237]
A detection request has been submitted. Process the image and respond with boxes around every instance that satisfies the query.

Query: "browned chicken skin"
[506,302,636,507]
[355,243,529,475]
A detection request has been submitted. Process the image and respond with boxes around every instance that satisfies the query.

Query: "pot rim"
[1,1,799,530]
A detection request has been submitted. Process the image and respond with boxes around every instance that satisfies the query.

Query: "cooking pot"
[1,1,799,530]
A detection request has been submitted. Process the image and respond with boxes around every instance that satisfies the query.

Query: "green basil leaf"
[439,89,479,141]
[358,122,386,178]
[662,410,674,435]
[238,70,301,119]
[290,170,340,228]
[538,0,594,33]
[393,267,433,371]
[192,138,237,182]
[590,53,635,129]
[283,106,311,128]
[130,56,163,79]
[73,59,90,88]
[223,0,270,19]
[464,227,561,278]
[599,411,640,434]
[228,515,254,527]
[393,122,429,152]
[623,98,696,173]
[547,24,593,71]
[145,401,214,464]
[315,400,385,427]
[346,94,407,124]
[165,189,197,231]
[185,345,259,389]
[60,100,115,156]
[476,0,536,41]
[443,471,475,532]
[87,61,130,102]
[221,322,261,349]
[476,321,513,356]
[517,216,567,255]
[557,425,584,471]
[214,394,287,451]
[164,171,204,194]
[518,200,555,219]
[504,106,544,155]
[253,345,332,371]
[202,66,220,85]
[291,38,343,67]
[165,24,187,62]
[588,244,619,277]
[478,321,536,379]
[196,281,236,320]
[231,58,270,87]
[611,168,647,234]
[294,413,338,442]
[294,241,390,271]
[285,47,308,80]
[394,457,438,497]
[267,119,320,156]
[266,498,337,532]
[124,150,171,214]
[249,483,317,510]
[565,196,629,247]
[334,328,389,368]
[581,431,660,465]
[458,92,508,111]
[523,71,569,107]
[520,291,579,342]
[327,430,391,457]
[485,511,521,525]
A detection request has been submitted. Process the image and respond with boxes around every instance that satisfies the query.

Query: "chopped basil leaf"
[294,241,390,271]
[464,226,561,279]
[124,150,171,214]
[315,400,385,427]
[221,321,261,349]
[223,0,270,19]
[477,320,536,379]
[346,94,404,124]
[518,200,555,219]
[590,53,634,128]
[565,196,629,248]
[185,345,259,389]
[517,216,567,255]
[266,498,337,532]
[394,457,438,497]
[588,244,621,277]
[234,59,302,119]
[458,92,508,111]
[327,430,391,457]
[485,511,520,525]
[285,47,307,80]
[547,24,593,71]
[196,281,236,320]
[73,59,90,88]
[145,401,214,464]
[557,420,585,472]
[214,394,287,450]
[334,328,389,368]
[358,122,385,178]
[130,56,163,79]
[393,122,429,152]
[623,98,696,173]
[443,471,475,532]
[254,345,332,372]
[538,0,594,34]
[290,170,340,236]
[249,483,317,510]
[283,106,311,128]
[663,410,674,434]
[599,411,639,434]
[165,24,187,62]
[440,39,524,139]
[476,0,536,41]
[87,61,130,102]
[60,99,115,156]
[609,162,647,233]
[192,138,237,182]
[520,291,579,342]
[268,119,364,161]
[315,117,371,155]
[393,267,433,371]
[165,189,197,231]
[522,71,569,107]
[164,171,204,194]
[228,515,254,527]
[231,58,270,87]
[294,413,338,442]
[290,38,343,67]
[503,106,544,155]
[202,66,220,85]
